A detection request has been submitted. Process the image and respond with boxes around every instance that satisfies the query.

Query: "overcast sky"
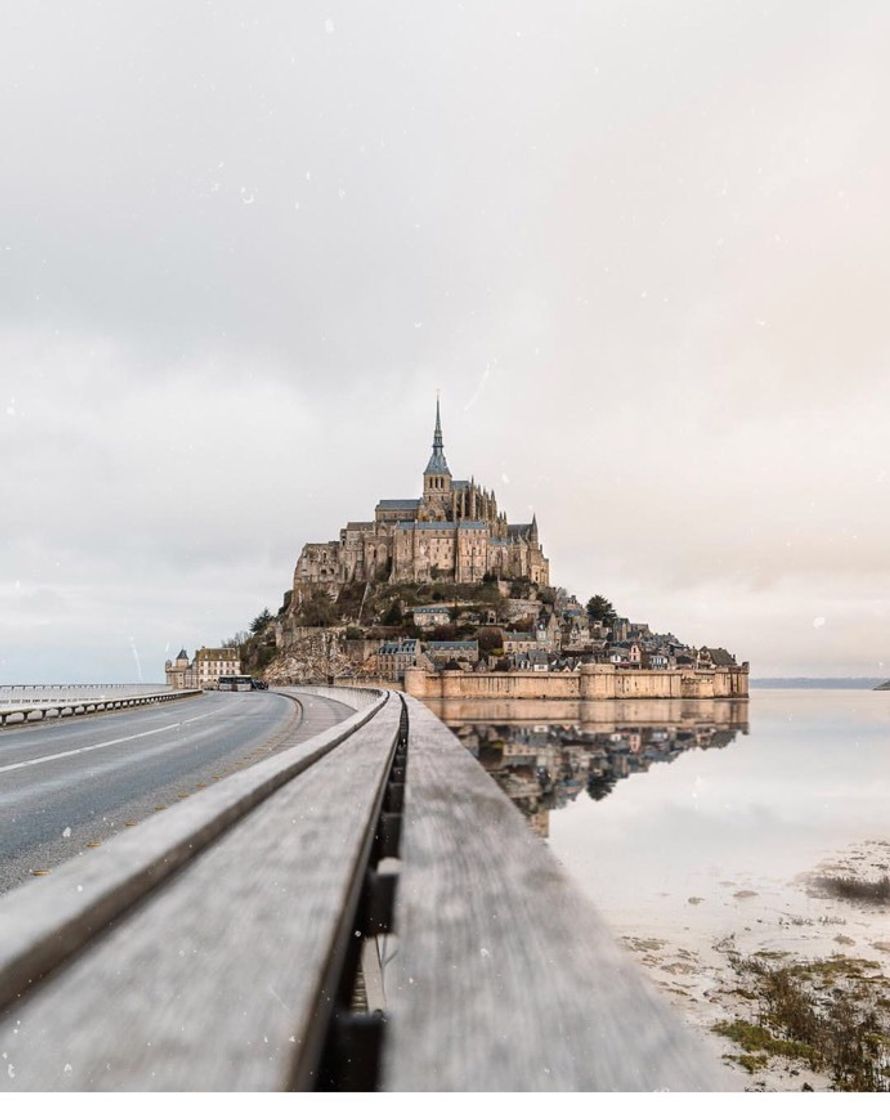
[2,2,889,682]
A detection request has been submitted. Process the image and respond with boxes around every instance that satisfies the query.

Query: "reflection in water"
[443,701,749,838]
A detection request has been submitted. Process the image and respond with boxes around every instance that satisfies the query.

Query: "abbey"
[292,402,550,603]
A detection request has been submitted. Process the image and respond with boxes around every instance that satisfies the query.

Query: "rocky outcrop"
[263,624,380,685]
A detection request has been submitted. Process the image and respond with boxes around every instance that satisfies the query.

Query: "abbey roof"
[377,499,421,510]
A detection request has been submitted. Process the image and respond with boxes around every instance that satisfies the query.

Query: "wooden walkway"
[0,686,728,1091]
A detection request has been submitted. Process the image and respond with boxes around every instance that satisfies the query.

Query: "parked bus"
[217,675,253,692]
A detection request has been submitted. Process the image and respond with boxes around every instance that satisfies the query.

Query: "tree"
[430,624,460,642]
[251,608,273,634]
[477,627,503,655]
[382,601,404,626]
[299,592,338,628]
[587,772,617,802]
[586,595,616,625]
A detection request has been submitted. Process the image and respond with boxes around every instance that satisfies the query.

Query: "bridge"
[0,685,203,727]
[0,685,730,1091]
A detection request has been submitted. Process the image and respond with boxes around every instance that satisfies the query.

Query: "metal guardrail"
[0,689,202,727]
[0,685,729,1091]
[0,683,171,699]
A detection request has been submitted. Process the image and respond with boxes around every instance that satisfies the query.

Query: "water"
[437,690,890,943]
[0,683,171,705]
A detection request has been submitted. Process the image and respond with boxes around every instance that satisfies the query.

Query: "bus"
[217,675,254,692]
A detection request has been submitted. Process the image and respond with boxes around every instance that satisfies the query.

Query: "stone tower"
[421,397,452,518]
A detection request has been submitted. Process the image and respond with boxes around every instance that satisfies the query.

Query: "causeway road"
[0,689,353,893]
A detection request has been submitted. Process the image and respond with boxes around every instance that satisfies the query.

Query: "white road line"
[182,711,216,725]
[0,721,197,775]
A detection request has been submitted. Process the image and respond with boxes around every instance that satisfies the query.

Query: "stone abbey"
[292,401,550,603]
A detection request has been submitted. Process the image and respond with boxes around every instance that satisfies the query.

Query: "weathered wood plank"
[0,694,401,1091]
[381,695,730,1091]
[0,690,384,1013]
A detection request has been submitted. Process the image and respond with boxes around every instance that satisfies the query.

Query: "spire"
[424,394,451,476]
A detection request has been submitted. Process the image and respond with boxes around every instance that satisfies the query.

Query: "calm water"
[438,690,890,944]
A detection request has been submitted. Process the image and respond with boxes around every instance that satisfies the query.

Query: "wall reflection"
[432,699,749,838]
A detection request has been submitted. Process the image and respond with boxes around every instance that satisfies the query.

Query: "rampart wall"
[403,662,749,701]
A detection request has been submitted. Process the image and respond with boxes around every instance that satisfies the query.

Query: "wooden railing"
[0,686,729,1091]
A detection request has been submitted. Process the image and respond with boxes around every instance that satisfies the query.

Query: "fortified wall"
[403,662,749,702]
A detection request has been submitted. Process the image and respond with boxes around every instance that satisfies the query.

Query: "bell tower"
[422,396,452,504]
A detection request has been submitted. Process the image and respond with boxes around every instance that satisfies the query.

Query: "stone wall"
[403,662,749,701]
[277,684,386,711]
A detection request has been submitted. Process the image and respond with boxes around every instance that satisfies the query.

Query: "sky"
[2,1,889,682]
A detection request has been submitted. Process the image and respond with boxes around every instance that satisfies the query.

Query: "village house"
[424,640,480,668]
[164,648,192,689]
[699,646,738,668]
[502,631,539,655]
[535,610,562,650]
[194,647,242,688]
[511,649,550,671]
[611,618,630,642]
[412,604,452,629]
[376,638,424,682]
[165,646,241,689]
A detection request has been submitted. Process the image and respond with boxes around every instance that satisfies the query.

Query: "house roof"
[378,639,420,654]
[425,641,479,650]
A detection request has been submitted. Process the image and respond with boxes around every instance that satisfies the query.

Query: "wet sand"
[614,838,890,1090]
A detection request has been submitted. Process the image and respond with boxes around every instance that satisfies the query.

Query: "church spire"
[424,394,451,476]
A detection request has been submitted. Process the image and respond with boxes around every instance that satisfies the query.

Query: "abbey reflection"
[452,718,748,837]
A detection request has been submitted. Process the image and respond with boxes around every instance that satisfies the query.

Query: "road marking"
[0,721,192,775]
[182,711,216,725]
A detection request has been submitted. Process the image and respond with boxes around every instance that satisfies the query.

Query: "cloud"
[2,2,889,679]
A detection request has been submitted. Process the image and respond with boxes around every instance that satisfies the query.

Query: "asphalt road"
[0,689,354,893]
